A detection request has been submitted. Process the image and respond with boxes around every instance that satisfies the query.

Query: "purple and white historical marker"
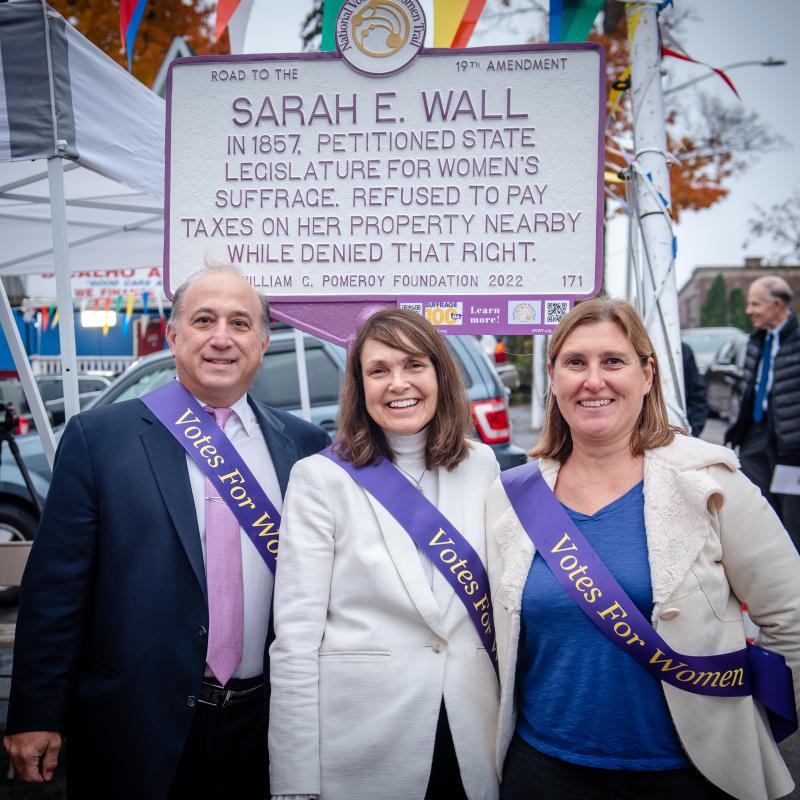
[165,8,604,337]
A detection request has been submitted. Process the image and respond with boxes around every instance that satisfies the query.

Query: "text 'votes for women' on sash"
[141,380,280,573]
[500,462,798,742]
[322,447,499,676]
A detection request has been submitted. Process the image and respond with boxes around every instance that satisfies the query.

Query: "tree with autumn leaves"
[497,1,786,220]
[55,0,785,221]
[49,0,225,87]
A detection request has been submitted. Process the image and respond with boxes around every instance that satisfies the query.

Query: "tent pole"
[293,328,312,422]
[0,279,56,468]
[47,156,80,422]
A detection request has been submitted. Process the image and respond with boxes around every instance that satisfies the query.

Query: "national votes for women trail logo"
[336,0,426,76]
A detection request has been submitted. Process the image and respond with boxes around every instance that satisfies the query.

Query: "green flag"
[321,0,346,51]
[549,0,604,42]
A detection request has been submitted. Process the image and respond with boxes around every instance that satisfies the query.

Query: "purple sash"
[141,380,279,573]
[500,461,798,742]
[322,447,498,675]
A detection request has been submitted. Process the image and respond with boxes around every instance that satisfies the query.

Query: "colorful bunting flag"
[321,0,346,51]
[41,307,49,332]
[119,0,148,71]
[215,0,242,42]
[123,292,135,336]
[450,0,487,48]
[52,310,59,330]
[549,0,604,43]
[662,46,740,99]
[103,298,111,337]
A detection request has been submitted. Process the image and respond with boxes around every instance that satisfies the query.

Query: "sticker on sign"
[164,41,604,308]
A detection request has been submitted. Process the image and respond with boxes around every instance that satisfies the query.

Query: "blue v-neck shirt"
[515,481,690,770]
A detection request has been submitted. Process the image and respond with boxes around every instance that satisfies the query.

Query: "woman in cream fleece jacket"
[487,298,800,800]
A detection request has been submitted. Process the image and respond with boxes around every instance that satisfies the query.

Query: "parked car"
[479,334,521,391]
[681,327,748,374]
[704,332,749,421]
[0,328,526,546]
[0,374,111,433]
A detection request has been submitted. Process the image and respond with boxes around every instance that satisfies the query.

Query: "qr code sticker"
[399,303,423,316]
[545,301,570,325]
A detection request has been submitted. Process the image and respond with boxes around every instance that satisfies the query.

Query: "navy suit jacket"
[7,395,330,799]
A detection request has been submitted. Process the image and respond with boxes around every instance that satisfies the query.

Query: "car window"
[78,378,109,393]
[446,340,475,389]
[249,347,341,409]
[0,381,24,408]
[113,365,177,403]
[36,379,64,402]
[681,331,734,357]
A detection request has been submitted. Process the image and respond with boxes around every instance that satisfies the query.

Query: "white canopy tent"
[0,0,165,466]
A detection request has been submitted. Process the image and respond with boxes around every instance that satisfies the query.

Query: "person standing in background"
[725,276,799,550]
[682,341,709,437]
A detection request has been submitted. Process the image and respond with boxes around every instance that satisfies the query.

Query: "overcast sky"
[242,0,799,291]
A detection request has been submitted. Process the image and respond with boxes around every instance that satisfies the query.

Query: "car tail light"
[494,341,507,365]
[16,415,30,436]
[472,398,511,444]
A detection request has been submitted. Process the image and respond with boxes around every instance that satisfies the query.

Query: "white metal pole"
[47,156,80,422]
[293,327,312,422]
[627,3,686,426]
[0,280,56,468]
[531,335,547,432]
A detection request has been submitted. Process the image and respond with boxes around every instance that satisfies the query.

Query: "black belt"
[198,675,264,709]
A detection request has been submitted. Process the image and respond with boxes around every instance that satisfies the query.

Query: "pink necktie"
[204,406,243,685]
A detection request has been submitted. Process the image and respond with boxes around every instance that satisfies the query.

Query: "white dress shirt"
[185,389,281,679]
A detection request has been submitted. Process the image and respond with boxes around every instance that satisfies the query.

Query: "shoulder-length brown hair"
[531,297,680,462]
[336,308,471,469]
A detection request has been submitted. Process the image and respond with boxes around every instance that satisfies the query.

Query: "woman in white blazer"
[269,309,500,800]
[486,298,800,800]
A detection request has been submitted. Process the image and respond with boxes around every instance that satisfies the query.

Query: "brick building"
[679,258,800,328]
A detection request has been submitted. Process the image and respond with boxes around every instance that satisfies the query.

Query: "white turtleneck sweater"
[273,428,441,800]
[384,428,439,589]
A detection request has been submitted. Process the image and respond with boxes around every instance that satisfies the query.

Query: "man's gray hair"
[754,275,794,307]
[167,265,271,339]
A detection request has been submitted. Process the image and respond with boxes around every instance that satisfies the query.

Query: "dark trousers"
[168,679,268,800]
[501,735,732,800]
[425,702,468,800]
[740,420,800,552]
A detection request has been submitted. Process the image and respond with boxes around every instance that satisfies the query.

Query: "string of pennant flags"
[29,292,164,337]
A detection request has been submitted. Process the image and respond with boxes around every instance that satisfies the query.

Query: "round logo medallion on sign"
[336,0,426,76]
[513,303,536,323]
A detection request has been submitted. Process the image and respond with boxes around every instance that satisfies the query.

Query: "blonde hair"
[531,297,680,462]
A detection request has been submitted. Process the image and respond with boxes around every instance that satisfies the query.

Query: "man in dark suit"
[3,266,330,798]
[725,275,799,550]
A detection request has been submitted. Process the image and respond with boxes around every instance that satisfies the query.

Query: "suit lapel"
[364,491,448,640]
[139,406,207,600]
[249,398,296,497]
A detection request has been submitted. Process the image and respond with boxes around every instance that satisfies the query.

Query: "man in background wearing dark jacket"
[726,275,799,550]
[682,341,708,438]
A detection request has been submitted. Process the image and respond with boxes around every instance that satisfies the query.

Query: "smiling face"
[360,337,439,436]
[166,271,268,408]
[548,320,654,451]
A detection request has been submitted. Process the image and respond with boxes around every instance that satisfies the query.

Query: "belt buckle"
[223,688,234,708]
